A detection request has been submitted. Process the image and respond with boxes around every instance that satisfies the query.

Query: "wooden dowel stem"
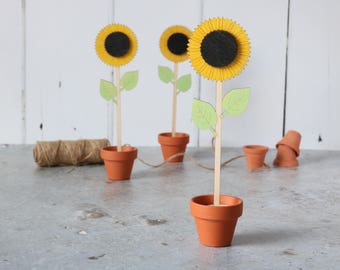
[171,62,178,137]
[115,67,122,152]
[214,81,223,206]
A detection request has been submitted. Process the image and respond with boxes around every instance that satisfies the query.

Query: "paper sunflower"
[95,24,138,67]
[160,25,192,62]
[188,18,250,81]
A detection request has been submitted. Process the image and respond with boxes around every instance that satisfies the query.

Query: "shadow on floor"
[233,227,305,246]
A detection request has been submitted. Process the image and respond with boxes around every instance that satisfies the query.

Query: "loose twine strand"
[135,136,247,170]
[137,137,270,171]
[137,137,271,171]
[137,153,245,171]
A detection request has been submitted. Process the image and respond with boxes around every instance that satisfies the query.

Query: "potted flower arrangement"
[188,17,251,247]
[158,25,192,162]
[95,23,139,180]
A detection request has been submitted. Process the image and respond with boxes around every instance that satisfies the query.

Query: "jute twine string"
[33,139,110,167]
[137,153,245,171]
[137,137,271,171]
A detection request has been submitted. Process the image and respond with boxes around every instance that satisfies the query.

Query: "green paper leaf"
[177,74,192,93]
[192,99,217,135]
[120,71,138,91]
[222,87,250,116]
[100,79,117,101]
[158,66,173,83]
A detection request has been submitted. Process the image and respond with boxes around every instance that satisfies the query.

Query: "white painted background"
[1,0,339,150]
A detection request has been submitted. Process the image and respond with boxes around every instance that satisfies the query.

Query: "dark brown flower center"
[105,32,130,57]
[200,30,238,67]
[167,33,188,55]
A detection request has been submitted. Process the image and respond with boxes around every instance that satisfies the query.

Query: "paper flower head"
[95,24,138,67]
[160,25,192,63]
[188,17,250,81]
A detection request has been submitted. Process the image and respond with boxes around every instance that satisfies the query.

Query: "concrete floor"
[0,145,340,270]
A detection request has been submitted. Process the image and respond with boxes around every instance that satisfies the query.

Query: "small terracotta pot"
[273,144,299,167]
[242,145,269,171]
[274,130,301,167]
[276,130,301,156]
[100,145,137,180]
[158,132,189,162]
[190,194,243,247]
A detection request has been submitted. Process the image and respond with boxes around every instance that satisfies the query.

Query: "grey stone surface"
[0,145,339,269]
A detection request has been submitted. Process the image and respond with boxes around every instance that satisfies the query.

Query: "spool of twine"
[33,139,110,167]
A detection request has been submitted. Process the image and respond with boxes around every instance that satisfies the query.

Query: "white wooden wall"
[0,0,23,144]
[1,0,340,150]
[286,0,340,150]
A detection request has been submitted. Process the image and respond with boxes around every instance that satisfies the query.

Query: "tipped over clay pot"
[277,130,301,156]
[100,145,137,180]
[158,132,189,162]
[274,144,299,167]
[274,130,301,167]
[190,194,243,247]
[243,145,269,171]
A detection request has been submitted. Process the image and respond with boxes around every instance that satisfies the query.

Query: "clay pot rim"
[273,157,299,167]
[158,132,189,138]
[276,130,301,156]
[158,132,190,146]
[102,145,137,151]
[100,145,138,161]
[276,142,299,156]
[242,145,269,154]
[190,194,243,220]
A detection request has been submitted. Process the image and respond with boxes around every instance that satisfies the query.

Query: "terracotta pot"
[276,130,301,156]
[100,145,137,180]
[274,130,301,167]
[190,194,243,247]
[242,145,269,171]
[158,132,189,162]
[273,144,299,167]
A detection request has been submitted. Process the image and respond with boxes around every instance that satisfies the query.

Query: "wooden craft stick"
[214,81,223,206]
[115,66,122,152]
[171,62,178,137]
